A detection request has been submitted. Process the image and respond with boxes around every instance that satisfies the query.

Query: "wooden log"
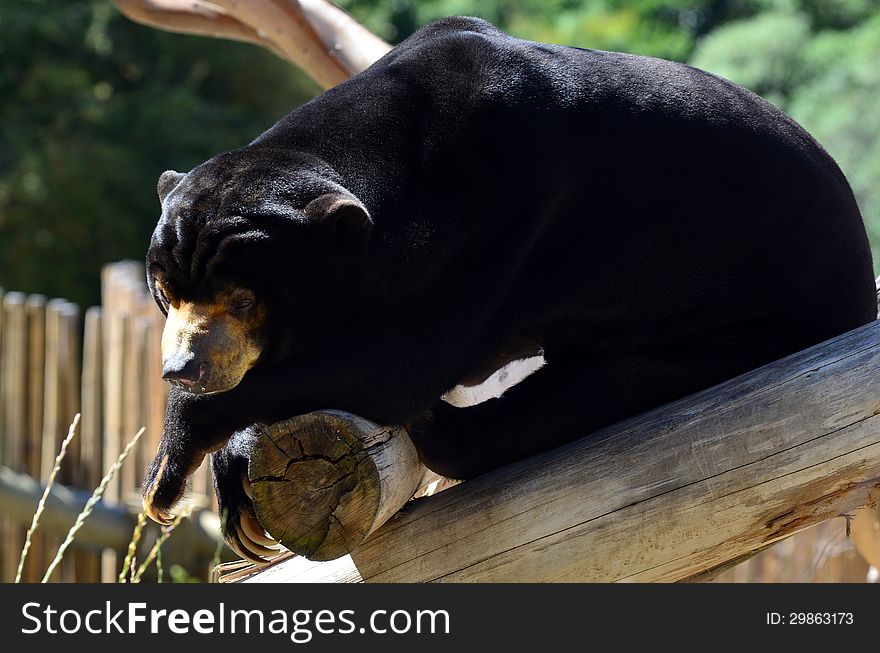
[240,320,880,582]
[0,465,226,558]
[248,410,426,561]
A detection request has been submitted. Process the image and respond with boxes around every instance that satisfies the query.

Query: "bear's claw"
[142,495,175,526]
[232,518,283,563]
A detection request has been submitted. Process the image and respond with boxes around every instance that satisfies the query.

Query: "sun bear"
[142,16,876,560]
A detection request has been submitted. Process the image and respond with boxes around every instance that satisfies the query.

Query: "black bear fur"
[144,17,876,542]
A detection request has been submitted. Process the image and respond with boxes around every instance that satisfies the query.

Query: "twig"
[42,427,145,583]
[15,414,81,583]
[131,505,192,583]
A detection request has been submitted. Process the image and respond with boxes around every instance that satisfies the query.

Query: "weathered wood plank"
[241,320,880,582]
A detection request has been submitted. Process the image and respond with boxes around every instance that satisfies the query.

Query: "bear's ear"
[157,170,186,204]
[304,193,373,255]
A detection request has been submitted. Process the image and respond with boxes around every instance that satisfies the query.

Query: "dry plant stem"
[131,506,192,583]
[42,427,145,583]
[119,513,148,583]
[119,455,168,583]
[15,413,81,583]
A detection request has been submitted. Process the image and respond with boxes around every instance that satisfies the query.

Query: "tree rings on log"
[248,410,425,561]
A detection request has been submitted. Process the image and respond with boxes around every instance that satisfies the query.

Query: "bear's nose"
[162,357,207,390]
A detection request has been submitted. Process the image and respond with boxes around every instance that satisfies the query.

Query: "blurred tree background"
[3,0,879,307]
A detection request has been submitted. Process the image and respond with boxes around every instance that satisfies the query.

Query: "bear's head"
[147,147,373,396]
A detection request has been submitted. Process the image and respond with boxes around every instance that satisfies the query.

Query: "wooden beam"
[0,464,136,551]
[0,465,224,557]
[237,320,880,582]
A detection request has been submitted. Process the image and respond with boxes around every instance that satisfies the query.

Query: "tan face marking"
[159,284,265,394]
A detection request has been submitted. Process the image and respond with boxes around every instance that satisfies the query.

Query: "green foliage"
[0,0,317,306]
[690,12,812,106]
[788,16,880,264]
[690,5,880,268]
[336,0,715,60]
[169,563,201,583]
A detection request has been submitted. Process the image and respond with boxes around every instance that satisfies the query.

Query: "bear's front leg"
[210,428,282,562]
[142,386,237,524]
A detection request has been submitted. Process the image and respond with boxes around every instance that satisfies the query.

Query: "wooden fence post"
[23,295,47,581]
[1,292,27,581]
[0,265,223,581]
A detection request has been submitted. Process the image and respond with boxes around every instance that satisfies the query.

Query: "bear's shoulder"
[375,15,522,72]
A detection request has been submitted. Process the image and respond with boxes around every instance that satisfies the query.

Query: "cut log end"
[248,410,426,561]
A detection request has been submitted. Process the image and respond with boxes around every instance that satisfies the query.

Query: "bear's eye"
[229,290,256,314]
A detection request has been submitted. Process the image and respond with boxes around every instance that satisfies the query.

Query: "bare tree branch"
[207,0,349,87]
[113,0,391,88]
[113,0,288,60]
[294,0,391,74]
